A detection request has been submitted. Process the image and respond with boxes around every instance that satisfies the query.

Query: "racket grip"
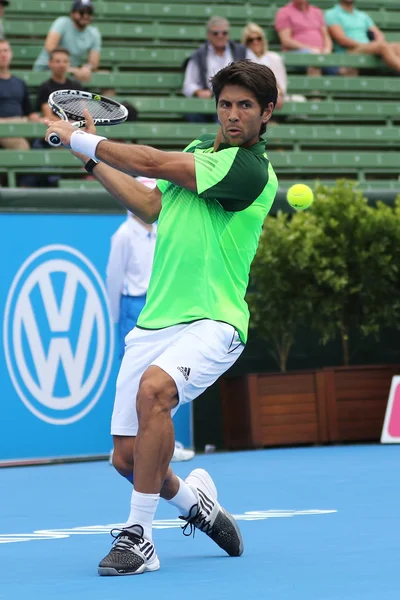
[48,132,62,147]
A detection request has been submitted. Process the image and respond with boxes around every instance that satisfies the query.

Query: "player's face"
[49,52,70,78]
[0,42,12,69]
[217,84,274,148]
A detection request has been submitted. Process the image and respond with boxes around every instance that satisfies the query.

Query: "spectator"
[33,0,101,83]
[182,16,247,122]
[36,48,83,119]
[325,0,400,73]
[0,39,40,151]
[106,193,158,361]
[0,0,9,40]
[274,0,338,76]
[106,191,195,463]
[242,23,286,110]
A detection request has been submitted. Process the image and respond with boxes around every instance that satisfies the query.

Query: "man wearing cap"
[33,0,101,83]
[0,0,9,40]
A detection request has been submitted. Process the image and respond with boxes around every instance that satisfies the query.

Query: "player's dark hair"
[50,47,70,59]
[210,59,277,135]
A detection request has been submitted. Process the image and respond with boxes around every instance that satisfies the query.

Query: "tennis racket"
[47,89,128,147]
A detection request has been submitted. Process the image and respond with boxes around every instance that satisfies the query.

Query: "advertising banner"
[0,213,192,464]
[381,376,400,443]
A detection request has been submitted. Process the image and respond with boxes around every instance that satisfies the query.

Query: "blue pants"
[118,294,147,358]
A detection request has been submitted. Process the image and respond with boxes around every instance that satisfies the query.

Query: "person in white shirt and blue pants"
[106,177,195,462]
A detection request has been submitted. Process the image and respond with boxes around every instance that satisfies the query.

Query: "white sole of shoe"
[98,556,160,576]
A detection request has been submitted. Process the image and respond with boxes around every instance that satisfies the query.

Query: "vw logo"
[3,245,114,425]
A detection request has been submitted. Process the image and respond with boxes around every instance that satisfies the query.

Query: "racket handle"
[48,132,62,147]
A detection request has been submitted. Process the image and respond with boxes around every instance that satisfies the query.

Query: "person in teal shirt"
[33,0,101,83]
[325,0,400,72]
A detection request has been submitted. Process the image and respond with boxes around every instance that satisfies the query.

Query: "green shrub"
[248,180,400,371]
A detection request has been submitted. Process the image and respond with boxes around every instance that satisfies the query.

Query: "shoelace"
[180,505,214,538]
[110,528,144,552]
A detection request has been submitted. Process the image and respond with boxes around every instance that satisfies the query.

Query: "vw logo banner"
[0,214,192,464]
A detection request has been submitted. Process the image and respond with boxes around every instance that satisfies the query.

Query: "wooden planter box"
[220,364,400,450]
[220,369,328,450]
[322,364,400,442]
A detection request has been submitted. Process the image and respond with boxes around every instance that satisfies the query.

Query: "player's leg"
[150,319,245,557]
[99,325,198,576]
[111,434,196,503]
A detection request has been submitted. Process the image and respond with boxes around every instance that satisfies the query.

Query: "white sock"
[168,477,198,518]
[125,489,160,541]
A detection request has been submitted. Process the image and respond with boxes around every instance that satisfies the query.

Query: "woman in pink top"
[274,0,338,75]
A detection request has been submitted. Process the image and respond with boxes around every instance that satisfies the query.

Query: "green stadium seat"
[7,2,274,22]
[7,1,400,19]
[59,179,103,190]
[4,17,400,41]
[2,123,400,150]
[57,178,400,193]
[124,97,400,124]
[12,70,400,99]
[9,45,386,70]
[1,149,398,188]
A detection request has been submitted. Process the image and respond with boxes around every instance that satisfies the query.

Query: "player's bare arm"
[95,141,197,193]
[88,163,162,223]
[45,118,197,193]
[45,112,162,222]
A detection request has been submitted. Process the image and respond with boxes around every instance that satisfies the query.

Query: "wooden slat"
[248,374,264,448]
[261,423,319,445]
[257,372,318,395]
[337,400,387,421]
[338,421,383,440]
[315,370,329,443]
[260,403,317,416]
[261,413,318,427]
[257,393,317,406]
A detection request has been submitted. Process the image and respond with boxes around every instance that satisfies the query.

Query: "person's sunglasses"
[211,30,229,36]
[79,9,93,16]
[247,36,262,43]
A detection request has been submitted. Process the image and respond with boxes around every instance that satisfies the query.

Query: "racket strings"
[56,97,125,120]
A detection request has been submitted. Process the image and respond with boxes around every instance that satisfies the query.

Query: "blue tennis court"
[1,444,399,600]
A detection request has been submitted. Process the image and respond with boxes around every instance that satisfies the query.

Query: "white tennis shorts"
[111,319,244,436]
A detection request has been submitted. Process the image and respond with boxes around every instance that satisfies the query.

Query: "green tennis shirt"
[137,134,278,343]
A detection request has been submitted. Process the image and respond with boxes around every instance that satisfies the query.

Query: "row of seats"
[5,18,400,40]
[13,71,400,98]
[2,1,399,189]
[56,179,400,192]
[7,1,400,19]
[1,149,398,187]
[8,45,390,70]
[2,122,399,148]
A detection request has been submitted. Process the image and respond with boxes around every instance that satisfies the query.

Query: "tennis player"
[45,59,278,576]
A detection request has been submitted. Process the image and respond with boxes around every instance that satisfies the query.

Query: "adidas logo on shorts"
[177,366,191,380]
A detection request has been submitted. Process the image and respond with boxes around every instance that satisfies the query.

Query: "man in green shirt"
[326,0,400,72]
[45,60,278,576]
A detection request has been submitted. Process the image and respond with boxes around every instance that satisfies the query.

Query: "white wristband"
[70,130,107,160]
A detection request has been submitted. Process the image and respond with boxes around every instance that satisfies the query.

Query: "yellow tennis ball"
[286,184,314,211]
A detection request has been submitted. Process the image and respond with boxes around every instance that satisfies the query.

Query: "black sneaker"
[181,468,244,557]
[98,525,160,576]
